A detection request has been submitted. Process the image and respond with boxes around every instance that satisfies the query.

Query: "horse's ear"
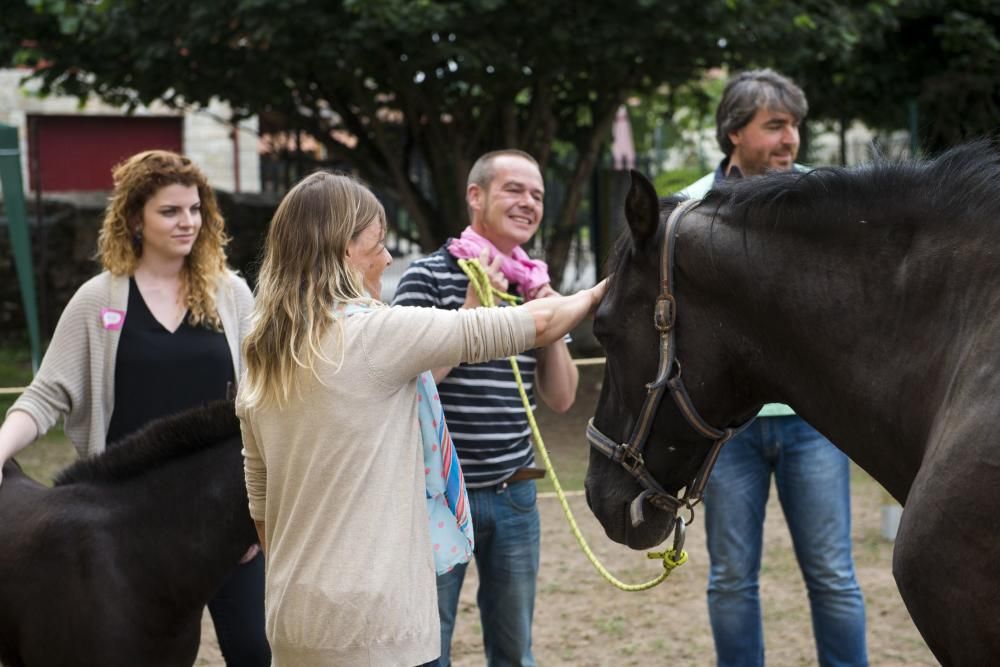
[625,169,659,243]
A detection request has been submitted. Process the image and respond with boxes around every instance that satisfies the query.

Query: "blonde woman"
[238,171,604,666]
[0,150,269,665]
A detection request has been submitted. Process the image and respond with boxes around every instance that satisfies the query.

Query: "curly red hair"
[97,150,230,329]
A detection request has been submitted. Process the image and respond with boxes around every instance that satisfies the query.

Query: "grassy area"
[654,166,704,196]
[534,429,589,494]
[0,340,73,485]
[0,341,33,415]
[16,432,75,484]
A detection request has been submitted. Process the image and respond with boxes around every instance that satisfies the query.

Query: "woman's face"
[139,183,202,264]
[346,220,392,299]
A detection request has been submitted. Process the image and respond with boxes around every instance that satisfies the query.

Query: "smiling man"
[393,149,578,667]
[680,70,869,667]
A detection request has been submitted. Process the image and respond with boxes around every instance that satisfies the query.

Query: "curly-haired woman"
[0,150,269,665]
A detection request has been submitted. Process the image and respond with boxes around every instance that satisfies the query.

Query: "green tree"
[626,75,726,172]
[844,0,1000,152]
[5,0,738,285]
[719,0,1000,154]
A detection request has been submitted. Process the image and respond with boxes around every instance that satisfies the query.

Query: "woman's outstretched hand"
[525,278,608,348]
[0,410,41,490]
[588,278,608,312]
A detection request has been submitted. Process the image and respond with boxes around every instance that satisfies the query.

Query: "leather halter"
[587,198,754,527]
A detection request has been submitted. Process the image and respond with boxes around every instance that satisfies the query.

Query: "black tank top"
[106,277,234,445]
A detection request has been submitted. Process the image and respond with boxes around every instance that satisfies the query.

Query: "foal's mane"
[54,401,240,486]
[702,139,1000,230]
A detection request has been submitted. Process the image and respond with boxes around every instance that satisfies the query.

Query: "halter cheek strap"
[587,198,754,527]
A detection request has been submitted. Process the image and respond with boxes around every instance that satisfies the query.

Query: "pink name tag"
[100,307,126,331]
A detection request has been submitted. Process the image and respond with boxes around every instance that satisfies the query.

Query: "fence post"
[0,123,42,372]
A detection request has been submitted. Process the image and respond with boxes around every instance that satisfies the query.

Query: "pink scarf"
[447,227,551,300]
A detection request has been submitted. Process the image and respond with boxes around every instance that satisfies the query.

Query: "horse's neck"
[106,442,251,607]
[679,210,988,502]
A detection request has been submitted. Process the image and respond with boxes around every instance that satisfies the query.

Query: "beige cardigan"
[10,270,254,457]
[239,304,535,667]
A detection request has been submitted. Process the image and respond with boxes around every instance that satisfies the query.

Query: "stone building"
[0,68,260,195]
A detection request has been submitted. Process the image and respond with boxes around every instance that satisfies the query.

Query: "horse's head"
[585,171,757,549]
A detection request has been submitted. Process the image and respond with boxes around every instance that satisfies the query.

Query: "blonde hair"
[97,150,229,329]
[240,171,387,409]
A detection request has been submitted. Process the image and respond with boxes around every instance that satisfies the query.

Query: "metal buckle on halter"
[646,492,679,514]
[654,294,676,333]
[616,444,645,475]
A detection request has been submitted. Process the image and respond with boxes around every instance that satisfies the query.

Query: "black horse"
[586,141,1000,666]
[0,401,256,667]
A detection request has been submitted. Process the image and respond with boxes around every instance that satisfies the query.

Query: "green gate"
[0,123,41,372]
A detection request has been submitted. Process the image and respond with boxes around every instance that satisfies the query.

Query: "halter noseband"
[586,198,754,527]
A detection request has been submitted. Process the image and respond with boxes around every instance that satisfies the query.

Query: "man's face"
[468,155,544,254]
[728,107,800,176]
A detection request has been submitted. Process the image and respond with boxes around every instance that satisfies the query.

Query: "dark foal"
[585,141,1000,666]
[0,401,257,667]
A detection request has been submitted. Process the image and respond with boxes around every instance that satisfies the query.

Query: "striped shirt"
[392,247,537,488]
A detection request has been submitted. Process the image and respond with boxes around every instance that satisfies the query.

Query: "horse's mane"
[702,139,1000,230]
[54,400,240,486]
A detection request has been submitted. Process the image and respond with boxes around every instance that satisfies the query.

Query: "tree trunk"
[545,106,618,290]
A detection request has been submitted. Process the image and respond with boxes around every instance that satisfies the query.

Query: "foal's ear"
[625,170,659,243]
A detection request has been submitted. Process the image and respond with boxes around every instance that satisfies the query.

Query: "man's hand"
[463,248,509,308]
[435,249,511,384]
[530,278,606,305]
[528,283,558,301]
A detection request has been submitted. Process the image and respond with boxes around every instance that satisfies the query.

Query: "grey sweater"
[10,270,253,457]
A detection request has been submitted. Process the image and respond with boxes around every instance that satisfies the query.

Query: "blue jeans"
[703,416,867,667]
[437,479,540,667]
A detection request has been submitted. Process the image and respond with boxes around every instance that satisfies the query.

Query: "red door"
[28,115,183,191]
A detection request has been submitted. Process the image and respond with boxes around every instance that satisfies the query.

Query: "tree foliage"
[4,0,735,284]
[720,0,1000,153]
[5,0,996,283]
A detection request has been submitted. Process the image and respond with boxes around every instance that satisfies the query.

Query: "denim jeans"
[207,550,271,666]
[703,416,868,667]
[437,479,540,667]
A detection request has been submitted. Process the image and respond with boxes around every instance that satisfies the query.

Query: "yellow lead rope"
[458,258,687,591]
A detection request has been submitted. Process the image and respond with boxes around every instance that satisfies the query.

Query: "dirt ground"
[191,364,935,666]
